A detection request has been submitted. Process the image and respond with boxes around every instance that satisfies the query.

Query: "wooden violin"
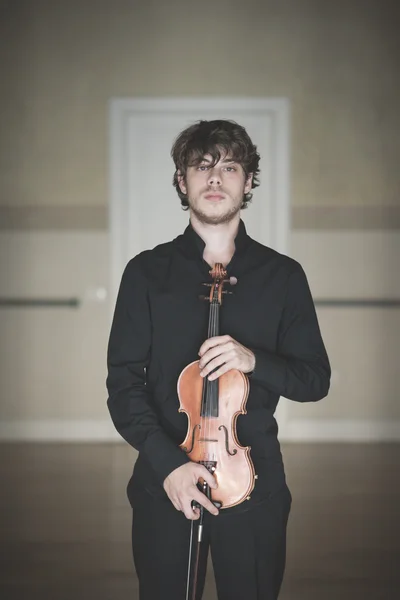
[177,263,256,509]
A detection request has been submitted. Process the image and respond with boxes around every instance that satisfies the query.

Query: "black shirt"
[106,218,331,513]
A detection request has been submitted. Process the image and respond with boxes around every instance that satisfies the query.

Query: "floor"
[0,442,399,600]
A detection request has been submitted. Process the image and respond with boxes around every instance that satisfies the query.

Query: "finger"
[200,357,225,378]
[199,342,234,369]
[201,351,236,378]
[199,335,231,357]
[200,346,233,374]
[207,366,227,381]
[207,359,236,381]
[182,501,200,520]
[193,489,219,516]
[197,466,218,490]
[191,504,201,520]
[199,347,223,371]
[198,337,219,357]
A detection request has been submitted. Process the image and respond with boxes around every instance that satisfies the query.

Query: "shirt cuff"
[143,429,191,485]
[247,347,286,394]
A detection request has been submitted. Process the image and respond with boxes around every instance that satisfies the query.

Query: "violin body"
[178,360,255,509]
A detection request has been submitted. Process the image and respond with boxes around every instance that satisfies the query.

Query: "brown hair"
[171,119,261,210]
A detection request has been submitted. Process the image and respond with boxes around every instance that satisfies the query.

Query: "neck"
[189,213,240,258]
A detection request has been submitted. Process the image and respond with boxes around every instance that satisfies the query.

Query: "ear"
[244,172,253,194]
[177,170,187,195]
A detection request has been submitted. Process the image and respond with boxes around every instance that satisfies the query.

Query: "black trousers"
[130,483,292,600]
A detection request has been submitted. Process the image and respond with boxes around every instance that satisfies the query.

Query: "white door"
[109,96,290,428]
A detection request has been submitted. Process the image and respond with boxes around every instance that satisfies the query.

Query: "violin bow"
[185,501,205,600]
[186,483,222,600]
[185,492,207,600]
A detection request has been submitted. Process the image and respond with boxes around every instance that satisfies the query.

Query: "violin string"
[210,296,217,466]
[213,297,217,463]
[211,300,215,464]
[207,300,214,465]
[210,299,213,464]
[204,295,213,466]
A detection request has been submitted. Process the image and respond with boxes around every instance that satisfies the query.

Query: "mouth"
[204,193,225,201]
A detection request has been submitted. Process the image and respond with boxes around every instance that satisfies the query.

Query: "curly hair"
[171,119,261,210]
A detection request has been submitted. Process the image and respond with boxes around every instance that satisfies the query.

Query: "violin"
[177,262,256,509]
[177,263,256,598]
[177,264,256,598]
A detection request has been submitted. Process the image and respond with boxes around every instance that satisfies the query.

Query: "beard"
[187,189,243,225]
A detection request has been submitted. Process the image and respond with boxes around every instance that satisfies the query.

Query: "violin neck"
[201,301,219,418]
[208,301,219,337]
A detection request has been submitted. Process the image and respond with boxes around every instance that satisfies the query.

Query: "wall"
[0,0,399,440]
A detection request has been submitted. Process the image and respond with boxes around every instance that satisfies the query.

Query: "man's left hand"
[198,335,255,381]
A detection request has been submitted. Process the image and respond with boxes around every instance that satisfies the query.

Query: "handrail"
[314,299,400,308]
[0,298,398,309]
[0,298,80,308]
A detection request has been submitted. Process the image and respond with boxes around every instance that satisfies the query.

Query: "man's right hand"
[163,462,219,520]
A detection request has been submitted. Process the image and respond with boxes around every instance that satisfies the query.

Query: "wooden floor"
[0,442,399,600]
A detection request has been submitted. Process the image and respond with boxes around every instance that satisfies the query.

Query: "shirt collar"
[180,217,251,259]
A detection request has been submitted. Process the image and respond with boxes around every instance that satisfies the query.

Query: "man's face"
[178,153,253,225]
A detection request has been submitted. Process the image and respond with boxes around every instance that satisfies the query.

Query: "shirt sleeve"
[106,256,190,484]
[248,264,331,402]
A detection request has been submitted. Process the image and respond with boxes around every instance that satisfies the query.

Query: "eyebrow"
[200,157,237,164]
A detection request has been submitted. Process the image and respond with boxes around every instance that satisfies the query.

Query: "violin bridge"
[199,460,217,474]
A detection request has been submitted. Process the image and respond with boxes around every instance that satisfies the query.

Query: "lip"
[204,193,224,201]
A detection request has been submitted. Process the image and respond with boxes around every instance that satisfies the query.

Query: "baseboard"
[0,418,399,443]
[279,418,400,442]
[0,420,122,442]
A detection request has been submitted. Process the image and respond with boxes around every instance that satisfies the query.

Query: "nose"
[207,167,221,187]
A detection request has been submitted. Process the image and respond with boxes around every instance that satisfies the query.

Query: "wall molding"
[0,206,107,230]
[0,420,121,442]
[1,205,399,231]
[279,418,400,442]
[0,418,399,442]
[292,205,400,230]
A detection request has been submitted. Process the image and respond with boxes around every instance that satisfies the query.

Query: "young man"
[106,120,331,600]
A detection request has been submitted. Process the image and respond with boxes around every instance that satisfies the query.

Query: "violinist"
[106,119,331,600]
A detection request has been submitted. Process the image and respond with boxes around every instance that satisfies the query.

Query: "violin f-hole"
[218,424,238,456]
[182,423,200,454]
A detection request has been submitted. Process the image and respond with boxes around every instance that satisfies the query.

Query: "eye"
[197,165,209,171]
[225,166,236,172]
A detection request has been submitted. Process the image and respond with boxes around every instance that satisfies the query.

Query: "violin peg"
[223,277,238,286]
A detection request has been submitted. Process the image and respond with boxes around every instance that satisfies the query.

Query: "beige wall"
[1,0,399,218]
[0,0,399,440]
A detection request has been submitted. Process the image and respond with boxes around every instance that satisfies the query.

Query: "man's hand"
[163,462,219,520]
[198,335,255,381]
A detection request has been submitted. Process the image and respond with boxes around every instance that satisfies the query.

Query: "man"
[106,119,331,599]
